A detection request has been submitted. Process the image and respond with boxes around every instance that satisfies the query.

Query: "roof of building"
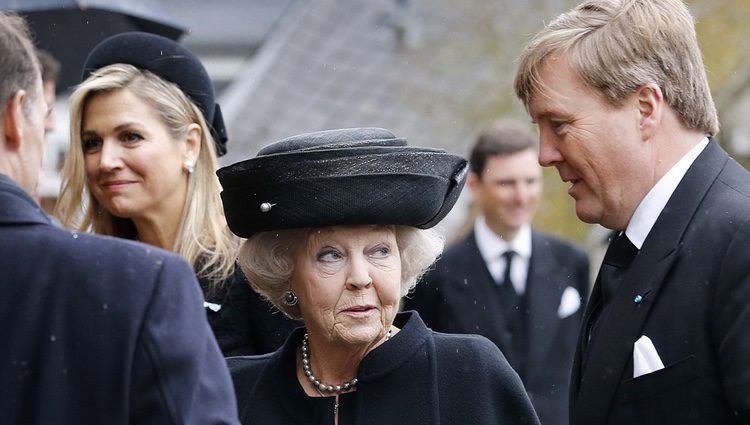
[218,0,532,165]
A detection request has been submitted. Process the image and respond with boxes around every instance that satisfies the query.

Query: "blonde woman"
[56,32,299,356]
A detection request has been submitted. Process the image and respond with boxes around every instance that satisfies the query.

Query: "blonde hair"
[55,64,237,287]
[514,0,719,136]
[238,225,444,320]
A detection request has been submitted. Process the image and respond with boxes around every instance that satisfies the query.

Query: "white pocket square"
[633,335,665,378]
[204,301,222,312]
[557,286,581,319]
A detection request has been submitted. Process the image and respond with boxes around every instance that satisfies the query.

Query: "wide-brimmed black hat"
[218,128,468,237]
[81,31,228,156]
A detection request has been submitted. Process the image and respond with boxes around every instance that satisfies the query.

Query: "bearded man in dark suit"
[405,120,590,425]
[0,12,238,424]
[514,0,750,423]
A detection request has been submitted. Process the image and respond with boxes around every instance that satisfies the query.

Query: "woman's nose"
[345,257,373,289]
[98,141,124,171]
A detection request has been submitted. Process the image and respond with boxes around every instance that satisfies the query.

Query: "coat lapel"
[524,231,565,382]
[569,270,602,407]
[571,140,729,424]
[447,233,513,361]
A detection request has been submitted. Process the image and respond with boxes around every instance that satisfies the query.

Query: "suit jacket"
[570,140,750,424]
[0,174,239,425]
[405,229,589,425]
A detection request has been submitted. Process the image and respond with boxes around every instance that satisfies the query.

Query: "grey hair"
[238,225,444,320]
[0,13,41,120]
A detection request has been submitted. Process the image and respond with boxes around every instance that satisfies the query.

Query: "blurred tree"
[692,0,750,169]
[409,0,589,243]
[413,0,750,245]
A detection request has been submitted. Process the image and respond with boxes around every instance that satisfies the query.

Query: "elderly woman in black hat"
[54,32,299,356]
[221,128,539,424]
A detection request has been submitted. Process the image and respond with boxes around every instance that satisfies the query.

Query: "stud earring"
[183,159,195,174]
[283,290,298,306]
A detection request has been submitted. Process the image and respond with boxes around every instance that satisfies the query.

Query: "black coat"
[200,267,301,356]
[0,175,239,425]
[228,311,540,425]
[571,140,750,424]
[405,229,589,425]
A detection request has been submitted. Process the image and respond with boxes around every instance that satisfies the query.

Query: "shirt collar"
[474,216,532,262]
[626,137,708,249]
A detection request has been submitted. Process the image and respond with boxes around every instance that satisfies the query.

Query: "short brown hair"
[514,0,719,136]
[36,48,61,83]
[469,120,536,176]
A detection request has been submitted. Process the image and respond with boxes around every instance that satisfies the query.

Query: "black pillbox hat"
[218,127,468,237]
[82,31,228,156]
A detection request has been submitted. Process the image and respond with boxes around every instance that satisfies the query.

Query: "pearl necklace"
[301,329,392,394]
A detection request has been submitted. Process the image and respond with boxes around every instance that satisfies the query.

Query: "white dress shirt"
[474,216,532,295]
[626,137,709,249]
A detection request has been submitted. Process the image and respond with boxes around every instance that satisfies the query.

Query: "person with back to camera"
[219,127,541,424]
[0,12,238,424]
[54,32,299,356]
[515,0,750,423]
[31,48,61,212]
[405,120,590,425]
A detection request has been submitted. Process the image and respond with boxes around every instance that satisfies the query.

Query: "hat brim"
[219,148,467,237]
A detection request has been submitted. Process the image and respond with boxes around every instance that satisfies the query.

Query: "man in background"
[0,12,239,424]
[32,48,61,212]
[36,48,60,134]
[405,120,589,425]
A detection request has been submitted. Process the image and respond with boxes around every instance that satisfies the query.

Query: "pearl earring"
[184,160,195,174]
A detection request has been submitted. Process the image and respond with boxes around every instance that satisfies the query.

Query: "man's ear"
[467,171,482,201]
[637,83,663,141]
[3,90,26,152]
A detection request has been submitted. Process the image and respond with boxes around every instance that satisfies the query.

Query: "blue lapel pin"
[634,289,652,304]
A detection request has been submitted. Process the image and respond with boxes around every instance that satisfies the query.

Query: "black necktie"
[502,250,516,293]
[583,232,639,366]
[600,232,638,304]
[496,250,526,376]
